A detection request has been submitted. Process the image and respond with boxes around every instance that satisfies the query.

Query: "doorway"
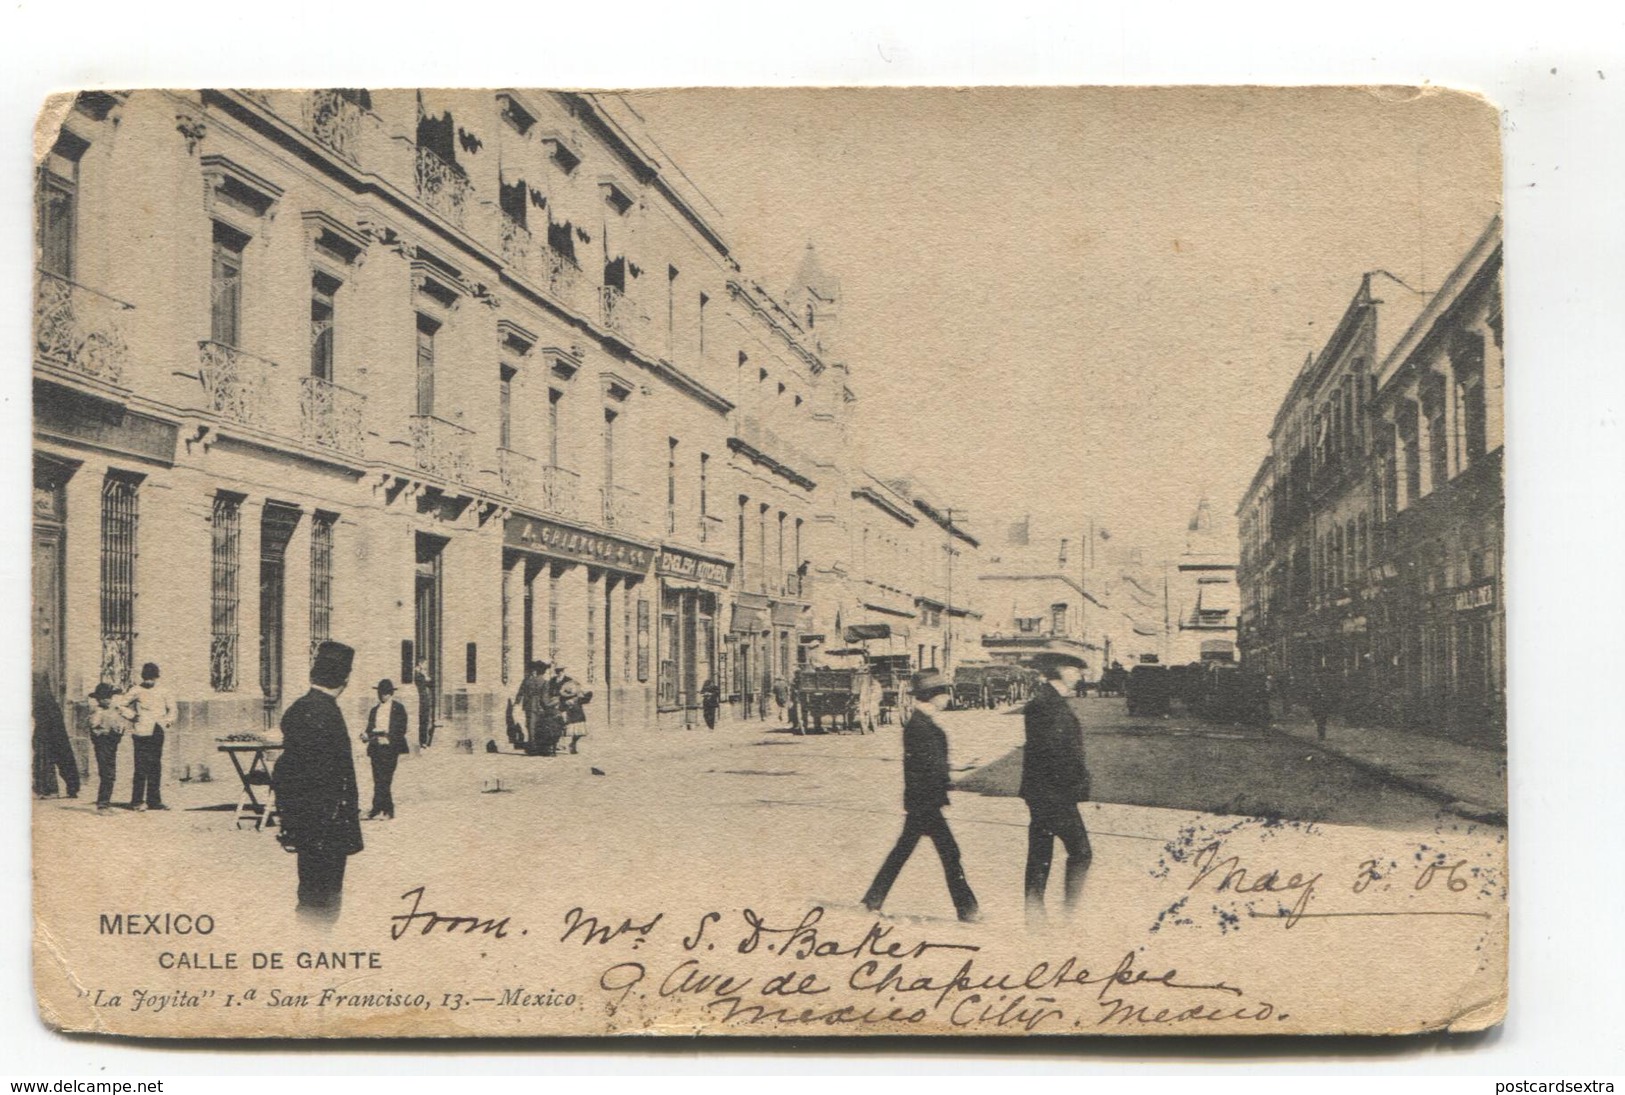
[415,533,445,730]
[259,504,300,715]
[32,464,68,697]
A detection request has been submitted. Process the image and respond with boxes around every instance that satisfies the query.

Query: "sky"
[620,87,1501,563]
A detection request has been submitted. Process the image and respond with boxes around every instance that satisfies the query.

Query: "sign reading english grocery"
[504,514,653,574]
[658,547,733,587]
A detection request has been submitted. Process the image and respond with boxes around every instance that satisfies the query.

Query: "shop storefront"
[730,595,770,720]
[655,546,732,728]
[503,513,655,732]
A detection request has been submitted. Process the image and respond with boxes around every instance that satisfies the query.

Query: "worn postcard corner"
[31,86,1506,1039]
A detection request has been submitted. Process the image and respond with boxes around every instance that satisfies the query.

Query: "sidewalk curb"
[1267,724,1508,827]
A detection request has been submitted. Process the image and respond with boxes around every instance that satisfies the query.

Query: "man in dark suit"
[273,641,363,922]
[1020,651,1093,925]
[361,678,409,819]
[861,669,980,922]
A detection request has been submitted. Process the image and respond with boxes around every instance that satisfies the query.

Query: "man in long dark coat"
[1020,651,1093,925]
[861,669,980,922]
[273,641,363,922]
[512,661,554,756]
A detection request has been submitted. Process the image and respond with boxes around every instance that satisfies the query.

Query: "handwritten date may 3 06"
[1186,843,1474,927]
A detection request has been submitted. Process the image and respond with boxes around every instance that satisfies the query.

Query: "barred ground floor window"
[211,493,243,692]
[309,512,335,660]
[99,472,139,689]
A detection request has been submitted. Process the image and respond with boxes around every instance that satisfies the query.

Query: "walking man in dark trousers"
[361,679,409,819]
[273,641,363,922]
[861,669,980,922]
[1020,651,1093,926]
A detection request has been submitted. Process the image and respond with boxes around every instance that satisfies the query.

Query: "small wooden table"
[217,742,282,831]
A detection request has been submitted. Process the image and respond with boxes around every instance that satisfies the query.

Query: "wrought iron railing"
[540,464,581,520]
[409,414,474,485]
[599,285,647,344]
[544,247,581,304]
[34,271,133,387]
[299,375,366,458]
[499,213,534,273]
[303,90,365,163]
[415,145,471,229]
[497,446,535,500]
[198,341,277,424]
[600,484,644,533]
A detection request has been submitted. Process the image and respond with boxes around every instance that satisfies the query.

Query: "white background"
[0,0,1620,1078]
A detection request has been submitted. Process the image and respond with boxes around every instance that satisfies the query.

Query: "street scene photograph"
[29,86,1506,1038]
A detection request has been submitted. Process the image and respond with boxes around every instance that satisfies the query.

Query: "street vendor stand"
[217,739,282,831]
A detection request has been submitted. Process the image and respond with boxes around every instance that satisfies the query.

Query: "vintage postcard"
[30,86,1506,1037]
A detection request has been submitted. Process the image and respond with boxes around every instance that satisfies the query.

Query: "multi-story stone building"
[1235,455,1276,676]
[1367,217,1505,739]
[1236,217,1504,742]
[31,89,980,777]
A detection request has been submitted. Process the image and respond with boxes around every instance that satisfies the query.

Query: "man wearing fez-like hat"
[860,669,980,922]
[1019,651,1094,925]
[272,641,363,921]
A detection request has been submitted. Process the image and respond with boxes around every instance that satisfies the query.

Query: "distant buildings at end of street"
[1236,216,1504,745]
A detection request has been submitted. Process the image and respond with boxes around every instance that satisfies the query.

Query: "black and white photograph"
[28,84,1511,1038]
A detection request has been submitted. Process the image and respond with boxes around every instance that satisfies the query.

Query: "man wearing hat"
[361,679,409,820]
[1020,651,1094,924]
[511,660,554,756]
[86,682,130,811]
[860,668,980,922]
[272,641,363,921]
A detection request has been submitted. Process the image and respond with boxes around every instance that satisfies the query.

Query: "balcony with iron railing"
[500,214,584,307]
[599,285,649,347]
[409,414,474,486]
[34,270,133,389]
[197,341,278,425]
[302,90,366,164]
[600,484,648,535]
[539,463,581,521]
[497,445,535,500]
[415,145,472,229]
[499,213,536,274]
[298,375,366,458]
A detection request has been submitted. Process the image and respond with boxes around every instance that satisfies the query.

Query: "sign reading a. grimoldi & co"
[504,514,653,575]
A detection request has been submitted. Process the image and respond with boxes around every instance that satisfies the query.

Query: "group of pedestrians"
[32,662,176,813]
[861,651,1093,927]
[506,661,592,757]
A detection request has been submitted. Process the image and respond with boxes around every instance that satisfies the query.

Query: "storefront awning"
[770,602,801,628]
[845,623,892,642]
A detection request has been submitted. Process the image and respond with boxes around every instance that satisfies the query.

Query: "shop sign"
[504,514,652,574]
[1453,580,1496,613]
[657,547,733,587]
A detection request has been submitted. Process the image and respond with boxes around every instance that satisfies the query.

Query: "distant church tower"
[785,241,841,354]
[1185,495,1217,555]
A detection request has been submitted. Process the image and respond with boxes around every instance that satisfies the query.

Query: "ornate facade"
[31,89,981,778]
